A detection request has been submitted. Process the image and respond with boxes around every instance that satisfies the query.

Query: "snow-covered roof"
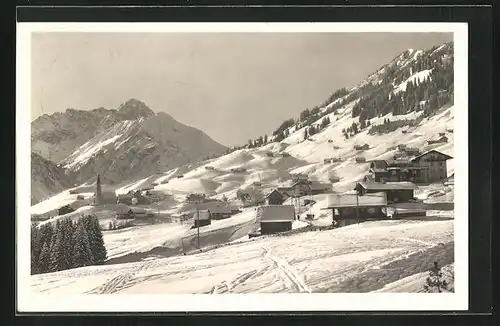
[356,182,418,191]
[193,210,211,221]
[410,149,453,161]
[257,205,295,223]
[325,192,387,208]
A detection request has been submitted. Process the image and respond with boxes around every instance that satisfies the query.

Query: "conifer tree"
[31,223,41,274]
[73,219,94,268]
[48,221,67,272]
[38,241,52,273]
[83,215,107,265]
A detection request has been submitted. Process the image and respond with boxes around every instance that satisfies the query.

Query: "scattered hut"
[354,144,370,151]
[192,210,211,228]
[354,182,418,203]
[265,152,274,157]
[355,157,367,163]
[281,152,291,157]
[427,135,448,145]
[257,205,295,235]
[265,189,285,205]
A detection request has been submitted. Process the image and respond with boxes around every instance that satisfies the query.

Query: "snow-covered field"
[31,219,454,294]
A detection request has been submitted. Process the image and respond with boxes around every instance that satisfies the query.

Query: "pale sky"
[31,32,452,146]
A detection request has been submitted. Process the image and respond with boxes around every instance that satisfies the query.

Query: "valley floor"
[31,218,454,294]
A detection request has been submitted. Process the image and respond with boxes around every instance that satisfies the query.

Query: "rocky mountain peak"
[117,98,155,120]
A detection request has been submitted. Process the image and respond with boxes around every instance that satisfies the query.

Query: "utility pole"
[356,184,360,224]
[197,207,200,249]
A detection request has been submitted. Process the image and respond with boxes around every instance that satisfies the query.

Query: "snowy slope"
[31,219,454,294]
[31,152,74,205]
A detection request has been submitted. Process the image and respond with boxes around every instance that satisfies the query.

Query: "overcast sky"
[31,32,452,146]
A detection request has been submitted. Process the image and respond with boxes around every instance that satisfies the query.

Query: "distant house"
[281,152,291,157]
[328,139,333,143]
[252,181,262,187]
[58,204,75,216]
[230,167,247,173]
[322,192,388,227]
[115,203,133,219]
[186,193,206,204]
[276,186,294,198]
[404,147,421,156]
[354,144,370,151]
[397,144,407,151]
[192,209,211,228]
[176,175,184,179]
[144,190,167,203]
[117,193,134,205]
[291,179,312,197]
[309,181,333,195]
[324,158,332,164]
[205,166,215,171]
[265,189,285,205]
[354,182,418,203]
[329,175,340,183]
[427,135,448,145]
[257,205,295,235]
[333,146,340,150]
[209,207,232,220]
[355,157,367,163]
[265,152,274,157]
[331,157,342,162]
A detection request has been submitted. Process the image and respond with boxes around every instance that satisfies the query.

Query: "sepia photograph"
[16,22,468,312]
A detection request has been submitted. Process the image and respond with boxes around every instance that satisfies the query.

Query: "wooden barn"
[309,181,333,195]
[117,193,134,205]
[367,159,429,183]
[322,192,388,227]
[265,189,285,205]
[192,210,211,228]
[409,150,453,183]
[209,207,233,220]
[186,193,206,204]
[257,205,295,235]
[354,144,370,151]
[354,182,418,204]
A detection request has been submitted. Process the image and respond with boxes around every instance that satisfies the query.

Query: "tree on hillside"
[304,128,308,141]
[83,215,107,264]
[264,134,268,144]
[72,218,94,268]
[38,241,52,274]
[48,220,68,272]
[31,223,41,274]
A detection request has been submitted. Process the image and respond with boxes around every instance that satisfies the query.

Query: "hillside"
[31,152,74,205]
[31,98,227,189]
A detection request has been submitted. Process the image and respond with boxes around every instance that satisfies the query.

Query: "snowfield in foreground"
[31,219,453,294]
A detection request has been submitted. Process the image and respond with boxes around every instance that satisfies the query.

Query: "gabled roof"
[324,192,387,208]
[193,209,211,221]
[355,181,418,191]
[410,149,453,161]
[265,189,284,199]
[257,205,295,222]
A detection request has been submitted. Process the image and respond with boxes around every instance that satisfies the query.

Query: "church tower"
[94,173,104,205]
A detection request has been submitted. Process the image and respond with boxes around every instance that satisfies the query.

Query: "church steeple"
[95,173,104,205]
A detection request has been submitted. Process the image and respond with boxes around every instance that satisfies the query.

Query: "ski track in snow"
[263,246,311,293]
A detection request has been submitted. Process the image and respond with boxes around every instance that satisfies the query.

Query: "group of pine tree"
[203,43,453,159]
[31,215,107,275]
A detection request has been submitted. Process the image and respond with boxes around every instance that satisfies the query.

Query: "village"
[34,138,453,247]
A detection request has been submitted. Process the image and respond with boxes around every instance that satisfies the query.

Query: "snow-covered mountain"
[31,152,74,205]
[31,99,228,190]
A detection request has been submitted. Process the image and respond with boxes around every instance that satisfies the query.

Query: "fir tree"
[304,128,308,141]
[31,223,41,274]
[73,219,94,268]
[264,134,268,144]
[83,215,107,265]
[48,221,67,272]
[38,241,52,273]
